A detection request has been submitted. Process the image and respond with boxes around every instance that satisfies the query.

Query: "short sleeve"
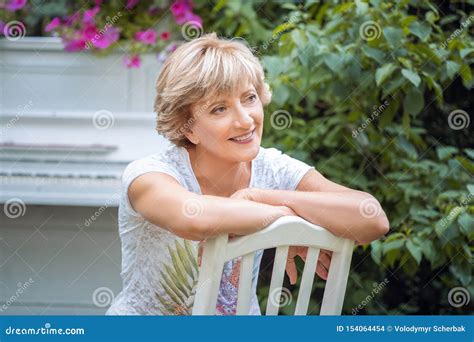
[121,157,182,217]
[262,148,315,191]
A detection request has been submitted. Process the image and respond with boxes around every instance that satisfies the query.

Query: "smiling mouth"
[229,129,256,142]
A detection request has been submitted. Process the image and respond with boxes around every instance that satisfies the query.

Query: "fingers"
[315,249,332,280]
[285,258,298,285]
[316,262,328,280]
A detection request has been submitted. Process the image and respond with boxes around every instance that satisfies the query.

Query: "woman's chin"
[227,137,260,160]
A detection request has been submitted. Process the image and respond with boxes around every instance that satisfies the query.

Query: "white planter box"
[0,37,162,113]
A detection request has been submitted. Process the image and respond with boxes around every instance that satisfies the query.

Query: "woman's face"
[186,82,263,162]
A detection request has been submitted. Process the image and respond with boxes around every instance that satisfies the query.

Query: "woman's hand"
[285,246,333,284]
[229,187,332,283]
[229,187,260,201]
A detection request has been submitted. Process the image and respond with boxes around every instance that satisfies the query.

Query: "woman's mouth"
[229,129,256,144]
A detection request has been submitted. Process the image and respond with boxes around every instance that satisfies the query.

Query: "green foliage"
[198,0,474,314]
[156,239,199,315]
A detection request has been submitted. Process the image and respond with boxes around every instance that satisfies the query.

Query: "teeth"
[232,131,253,141]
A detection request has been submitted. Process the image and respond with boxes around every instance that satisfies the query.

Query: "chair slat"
[265,245,289,315]
[294,247,320,315]
[320,239,354,315]
[236,252,255,315]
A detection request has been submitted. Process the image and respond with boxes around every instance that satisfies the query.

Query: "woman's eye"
[247,94,257,102]
[212,106,226,114]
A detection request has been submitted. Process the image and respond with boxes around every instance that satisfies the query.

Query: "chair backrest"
[192,216,354,315]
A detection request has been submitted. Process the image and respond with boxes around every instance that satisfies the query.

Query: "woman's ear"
[184,128,199,145]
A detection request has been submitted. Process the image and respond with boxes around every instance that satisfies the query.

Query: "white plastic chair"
[192,216,354,315]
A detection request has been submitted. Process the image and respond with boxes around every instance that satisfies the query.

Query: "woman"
[106,33,389,315]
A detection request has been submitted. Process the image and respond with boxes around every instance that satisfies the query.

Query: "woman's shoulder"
[122,144,186,185]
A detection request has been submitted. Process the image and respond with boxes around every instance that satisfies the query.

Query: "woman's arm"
[242,169,390,244]
[128,172,293,241]
[253,189,389,244]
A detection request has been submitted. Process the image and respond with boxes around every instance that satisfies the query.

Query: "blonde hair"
[154,33,272,147]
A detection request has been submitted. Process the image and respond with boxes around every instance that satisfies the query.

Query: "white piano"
[0,37,170,314]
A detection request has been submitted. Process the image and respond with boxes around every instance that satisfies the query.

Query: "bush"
[198,0,473,314]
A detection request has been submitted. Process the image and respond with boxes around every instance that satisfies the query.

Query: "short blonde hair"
[154,33,272,147]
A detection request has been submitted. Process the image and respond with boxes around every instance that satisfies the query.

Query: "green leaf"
[436,146,458,160]
[383,27,403,49]
[467,183,474,194]
[323,52,344,73]
[446,61,461,79]
[383,238,405,254]
[375,63,397,86]
[458,213,474,237]
[460,48,474,59]
[421,240,436,264]
[449,262,472,286]
[403,88,424,115]
[406,239,422,265]
[435,207,463,236]
[371,240,383,264]
[459,63,473,85]
[361,46,385,64]
[396,136,418,159]
[408,21,432,41]
[401,69,421,87]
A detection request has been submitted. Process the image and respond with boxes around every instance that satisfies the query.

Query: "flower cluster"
[41,0,202,68]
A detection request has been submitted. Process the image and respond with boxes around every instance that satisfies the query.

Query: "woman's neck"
[186,145,251,197]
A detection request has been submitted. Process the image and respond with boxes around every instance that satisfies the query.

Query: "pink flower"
[124,54,141,68]
[83,6,100,24]
[92,26,119,49]
[160,31,170,41]
[170,0,191,17]
[6,0,27,11]
[135,29,157,45]
[174,11,202,26]
[64,38,87,52]
[45,17,61,32]
[94,0,102,5]
[126,0,139,9]
[82,25,98,40]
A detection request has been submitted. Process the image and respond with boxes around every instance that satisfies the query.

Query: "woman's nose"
[233,106,254,128]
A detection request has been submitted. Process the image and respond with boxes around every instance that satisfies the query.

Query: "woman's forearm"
[194,195,292,240]
[252,189,389,244]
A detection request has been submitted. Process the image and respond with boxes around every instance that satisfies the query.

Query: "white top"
[106,143,314,315]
